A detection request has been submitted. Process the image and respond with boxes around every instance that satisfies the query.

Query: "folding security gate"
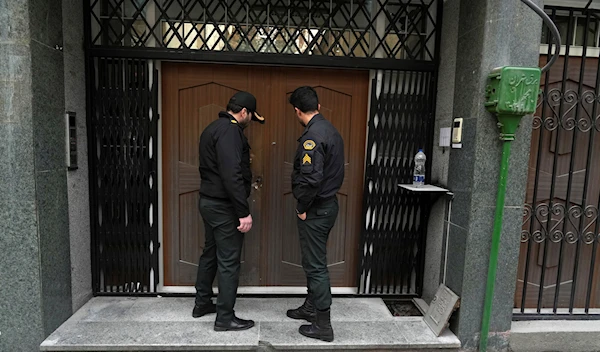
[88,58,159,293]
[358,70,437,295]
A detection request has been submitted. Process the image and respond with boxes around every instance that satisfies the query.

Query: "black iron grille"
[358,69,436,295]
[90,0,439,61]
[515,6,600,319]
[90,58,160,293]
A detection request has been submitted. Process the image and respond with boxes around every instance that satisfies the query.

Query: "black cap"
[229,91,265,124]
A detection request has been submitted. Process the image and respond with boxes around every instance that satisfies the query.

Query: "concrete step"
[40,297,460,351]
[511,320,600,352]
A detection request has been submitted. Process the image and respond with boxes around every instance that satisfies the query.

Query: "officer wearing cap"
[193,91,264,331]
[285,86,344,342]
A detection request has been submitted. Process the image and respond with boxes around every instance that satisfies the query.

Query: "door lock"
[252,176,263,190]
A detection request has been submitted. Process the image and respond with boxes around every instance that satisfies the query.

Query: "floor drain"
[383,300,423,317]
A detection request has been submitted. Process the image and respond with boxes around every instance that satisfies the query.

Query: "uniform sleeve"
[215,126,250,218]
[293,132,325,214]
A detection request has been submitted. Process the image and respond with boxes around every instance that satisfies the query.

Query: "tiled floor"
[40,297,460,351]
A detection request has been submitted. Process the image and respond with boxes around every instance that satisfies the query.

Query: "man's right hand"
[237,214,253,233]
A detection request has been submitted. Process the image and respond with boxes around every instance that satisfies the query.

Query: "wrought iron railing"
[515,5,600,319]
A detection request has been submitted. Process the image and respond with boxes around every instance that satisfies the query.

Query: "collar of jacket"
[219,111,244,129]
[298,113,324,141]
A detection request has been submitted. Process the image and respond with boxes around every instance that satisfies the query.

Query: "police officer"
[286,86,344,342]
[193,91,265,331]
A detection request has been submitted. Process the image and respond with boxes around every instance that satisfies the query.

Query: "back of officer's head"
[289,86,319,113]
[226,102,243,114]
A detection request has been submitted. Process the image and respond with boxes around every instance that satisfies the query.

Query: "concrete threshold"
[511,320,600,352]
[40,297,460,351]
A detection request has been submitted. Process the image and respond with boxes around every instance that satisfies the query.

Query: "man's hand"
[238,214,253,233]
[297,212,307,221]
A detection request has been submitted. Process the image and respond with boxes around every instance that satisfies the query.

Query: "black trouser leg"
[214,216,244,323]
[196,198,244,323]
[297,199,339,311]
[195,211,217,307]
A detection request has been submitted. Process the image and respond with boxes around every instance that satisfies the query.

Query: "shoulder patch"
[230,119,238,124]
[303,139,316,151]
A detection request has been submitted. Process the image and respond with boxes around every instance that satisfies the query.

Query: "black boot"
[192,302,217,318]
[286,297,316,322]
[299,308,334,342]
[214,315,255,331]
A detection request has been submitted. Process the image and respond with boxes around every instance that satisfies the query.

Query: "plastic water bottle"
[413,149,426,187]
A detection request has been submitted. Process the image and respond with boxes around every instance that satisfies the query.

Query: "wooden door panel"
[281,194,303,267]
[178,162,200,194]
[179,193,202,266]
[338,165,350,195]
[267,67,369,287]
[314,87,351,161]
[176,82,242,284]
[164,63,366,288]
[163,63,262,286]
[327,196,348,266]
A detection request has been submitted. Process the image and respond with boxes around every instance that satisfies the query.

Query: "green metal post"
[479,139,512,352]
[482,66,541,351]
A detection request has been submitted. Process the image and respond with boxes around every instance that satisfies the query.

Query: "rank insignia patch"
[302,153,312,165]
[303,140,316,151]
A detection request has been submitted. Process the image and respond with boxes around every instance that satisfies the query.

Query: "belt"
[312,195,337,206]
[199,194,230,203]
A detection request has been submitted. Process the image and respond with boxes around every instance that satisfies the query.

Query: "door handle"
[252,176,263,190]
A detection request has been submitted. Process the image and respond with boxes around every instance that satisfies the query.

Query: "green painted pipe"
[479,139,512,352]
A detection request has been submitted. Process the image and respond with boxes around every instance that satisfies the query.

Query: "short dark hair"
[226,103,243,113]
[289,86,319,113]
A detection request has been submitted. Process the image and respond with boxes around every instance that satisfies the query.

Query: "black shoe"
[286,298,316,322]
[192,302,216,318]
[299,309,334,342]
[214,315,255,331]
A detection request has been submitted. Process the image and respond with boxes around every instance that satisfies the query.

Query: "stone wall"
[0,0,81,349]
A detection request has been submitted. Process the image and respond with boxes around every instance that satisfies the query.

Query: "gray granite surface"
[438,0,543,349]
[62,0,92,313]
[40,297,460,351]
[0,1,75,350]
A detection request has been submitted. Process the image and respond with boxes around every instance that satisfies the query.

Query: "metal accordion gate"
[357,70,436,295]
[88,58,160,293]
[85,0,442,295]
[515,5,600,319]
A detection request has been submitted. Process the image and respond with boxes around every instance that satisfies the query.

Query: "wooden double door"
[162,63,368,287]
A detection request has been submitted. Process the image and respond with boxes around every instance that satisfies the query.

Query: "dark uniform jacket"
[292,114,344,214]
[199,111,252,218]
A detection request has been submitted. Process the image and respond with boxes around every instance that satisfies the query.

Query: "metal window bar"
[515,5,600,320]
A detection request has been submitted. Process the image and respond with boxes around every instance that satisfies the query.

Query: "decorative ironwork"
[89,0,439,61]
[533,89,600,132]
[515,6,600,319]
[358,69,436,295]
[89,58,160,293]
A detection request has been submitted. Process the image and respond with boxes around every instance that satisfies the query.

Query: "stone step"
[40,297,460,351]
[511,320,600,352]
